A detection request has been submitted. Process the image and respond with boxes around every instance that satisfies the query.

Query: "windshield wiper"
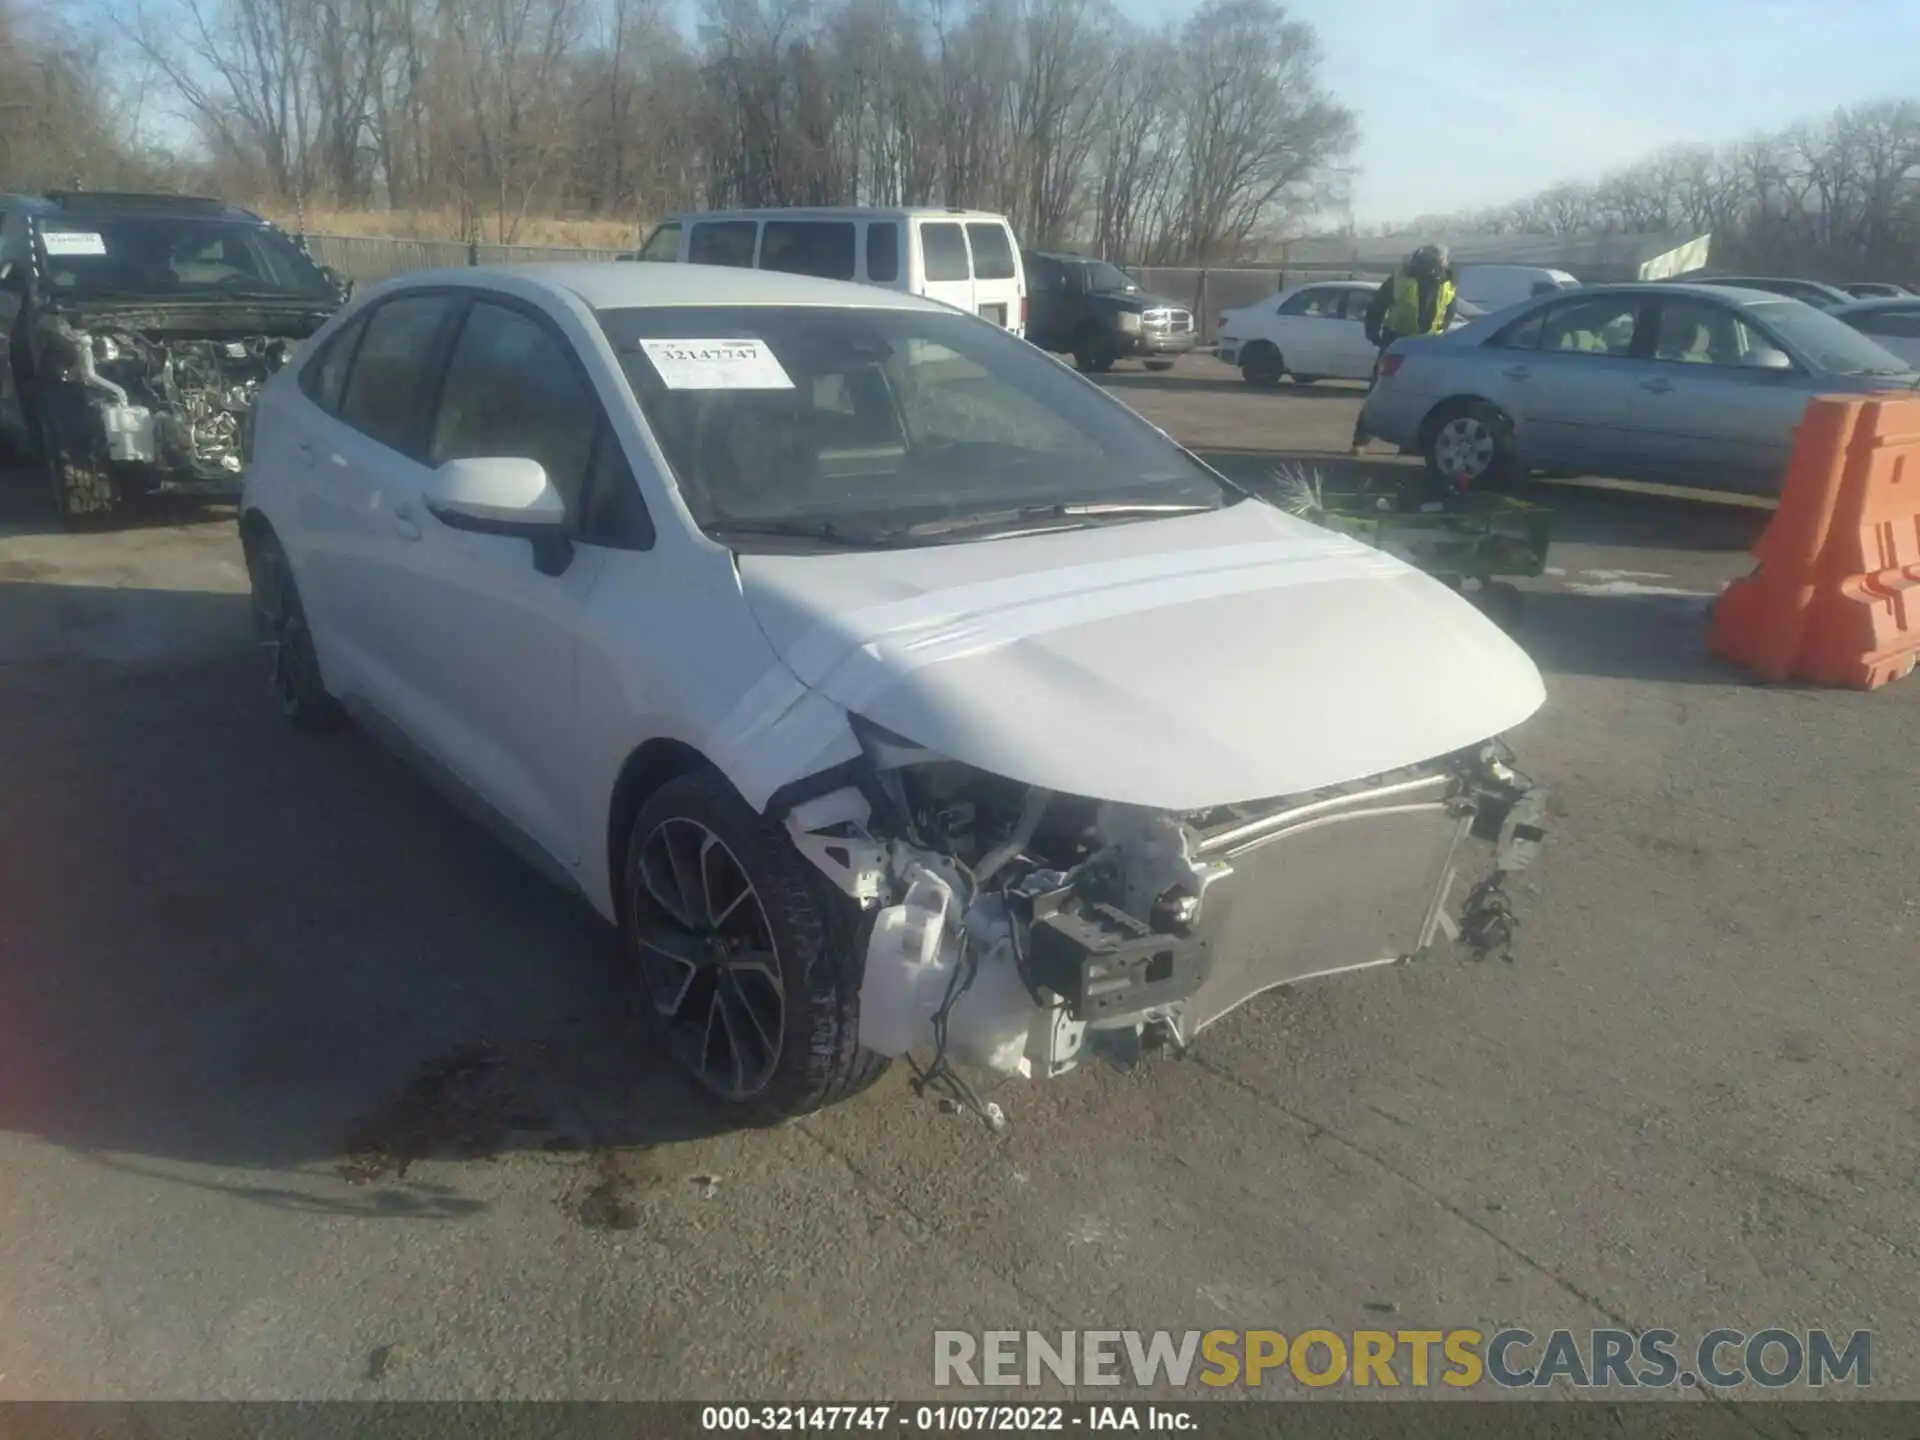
[703,518,896,549]
[886,500,1216,540]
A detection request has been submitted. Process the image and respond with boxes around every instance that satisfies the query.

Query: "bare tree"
[1388,99,1920,284]
[1167,0,1356,264]
[1089,33,1178,262]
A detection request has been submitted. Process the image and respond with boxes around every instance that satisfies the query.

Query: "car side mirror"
[318,265,352,301]
[424,456,573,575]
[1746,348,1794,371]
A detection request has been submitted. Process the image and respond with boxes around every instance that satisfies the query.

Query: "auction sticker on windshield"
[41,231,108,257]
[639,339,794,390]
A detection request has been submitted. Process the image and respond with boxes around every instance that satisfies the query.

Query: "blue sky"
[1118,0,1920,225]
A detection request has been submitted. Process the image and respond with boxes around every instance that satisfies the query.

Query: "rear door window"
[688,220,758,268]
[919,222,969,282]
[337,293,460,455]
[1279,287,1345,317]
[865,223,900,283]
[1536,295,1643,356]
[760,220,857,282]
[965,223,1016,281]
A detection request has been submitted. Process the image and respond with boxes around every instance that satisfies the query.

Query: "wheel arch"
[605,737,722,925]
[1417,393,1510,451]
[239,506,276,551]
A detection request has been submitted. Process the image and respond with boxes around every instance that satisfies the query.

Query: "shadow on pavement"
[0,467,237,538]
[1511,589,1739,685]
[1103,371,1365,400]
[0,587,759,1214]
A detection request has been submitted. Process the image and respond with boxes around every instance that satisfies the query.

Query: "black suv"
[0,190,349,524]
[1022,250,1196,373]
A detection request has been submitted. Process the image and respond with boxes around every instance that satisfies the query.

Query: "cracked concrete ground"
[0,360,1914,1403]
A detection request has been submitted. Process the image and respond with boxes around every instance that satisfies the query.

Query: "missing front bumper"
[853,748,1546,1080]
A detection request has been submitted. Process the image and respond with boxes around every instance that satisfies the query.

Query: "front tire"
[1425,401,1519,492]
[244,528,348,732]
[40,414,119,527]
[623,771,888,1119]
[1239,343,1283,387]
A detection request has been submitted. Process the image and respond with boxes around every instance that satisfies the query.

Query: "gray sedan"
[1358,283,1920,496]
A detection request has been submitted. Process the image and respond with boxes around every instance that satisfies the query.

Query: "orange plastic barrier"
[1709,392,1920,689]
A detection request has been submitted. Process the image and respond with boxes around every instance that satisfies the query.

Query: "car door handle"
[391,503,421,541]
[1503,366,1530,381]
[1640,377,1674,394]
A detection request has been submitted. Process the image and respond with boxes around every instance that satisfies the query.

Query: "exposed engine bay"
[780,718,1546,1118]
[35,305,328,486]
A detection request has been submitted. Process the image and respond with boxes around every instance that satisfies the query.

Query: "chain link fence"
[299,233,627,284]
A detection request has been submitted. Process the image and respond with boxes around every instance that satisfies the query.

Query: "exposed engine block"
[96,333,294,476]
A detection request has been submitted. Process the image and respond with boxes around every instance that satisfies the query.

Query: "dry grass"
[255,205,646,250]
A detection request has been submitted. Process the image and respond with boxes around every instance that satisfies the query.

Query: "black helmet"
[1411,242,1449,275]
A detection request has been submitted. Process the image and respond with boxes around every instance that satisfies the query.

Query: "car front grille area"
[1143,308,1194,334]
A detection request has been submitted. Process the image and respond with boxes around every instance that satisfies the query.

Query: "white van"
[1454,264,1581,315]
[629,207,1028,338]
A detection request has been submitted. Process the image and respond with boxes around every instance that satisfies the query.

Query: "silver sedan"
[1358,283,1920,496]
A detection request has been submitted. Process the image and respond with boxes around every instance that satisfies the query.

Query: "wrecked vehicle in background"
[0,190,347,525]
[240,264,1550,1125]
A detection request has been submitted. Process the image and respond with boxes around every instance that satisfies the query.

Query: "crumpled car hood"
[736,501,1546,811]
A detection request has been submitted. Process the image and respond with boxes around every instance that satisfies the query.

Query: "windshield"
[30,215,337,302]
[597,305,1231,543]
[1084,261,1137,294]
[1750,300,1916,377]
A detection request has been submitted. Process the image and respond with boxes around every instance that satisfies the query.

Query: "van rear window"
[761,221,856,282]
[966,223,1016,281]
[689,221,757,268]
[919,223,969,282]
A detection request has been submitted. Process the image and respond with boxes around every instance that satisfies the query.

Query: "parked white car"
[1217,279,1481,387]
[241,262,1548,1119]
[1216,280,1380,386]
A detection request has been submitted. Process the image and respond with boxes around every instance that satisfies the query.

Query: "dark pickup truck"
[1022,250,1196,373]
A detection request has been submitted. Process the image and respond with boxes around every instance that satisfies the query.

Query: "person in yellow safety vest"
[1351,243,1457,454]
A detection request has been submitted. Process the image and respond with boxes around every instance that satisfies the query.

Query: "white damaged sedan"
[240,262,1548,1119]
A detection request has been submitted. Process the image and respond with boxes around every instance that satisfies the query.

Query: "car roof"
[1518,281,1815,309]
[1832,295,1920,315]
[656,206,1010,224]
[18,190,267,225]
[385,261,953,313]
[1693,275,1847,293]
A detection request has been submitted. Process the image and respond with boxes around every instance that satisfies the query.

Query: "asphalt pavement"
[1,360,1914,1402]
